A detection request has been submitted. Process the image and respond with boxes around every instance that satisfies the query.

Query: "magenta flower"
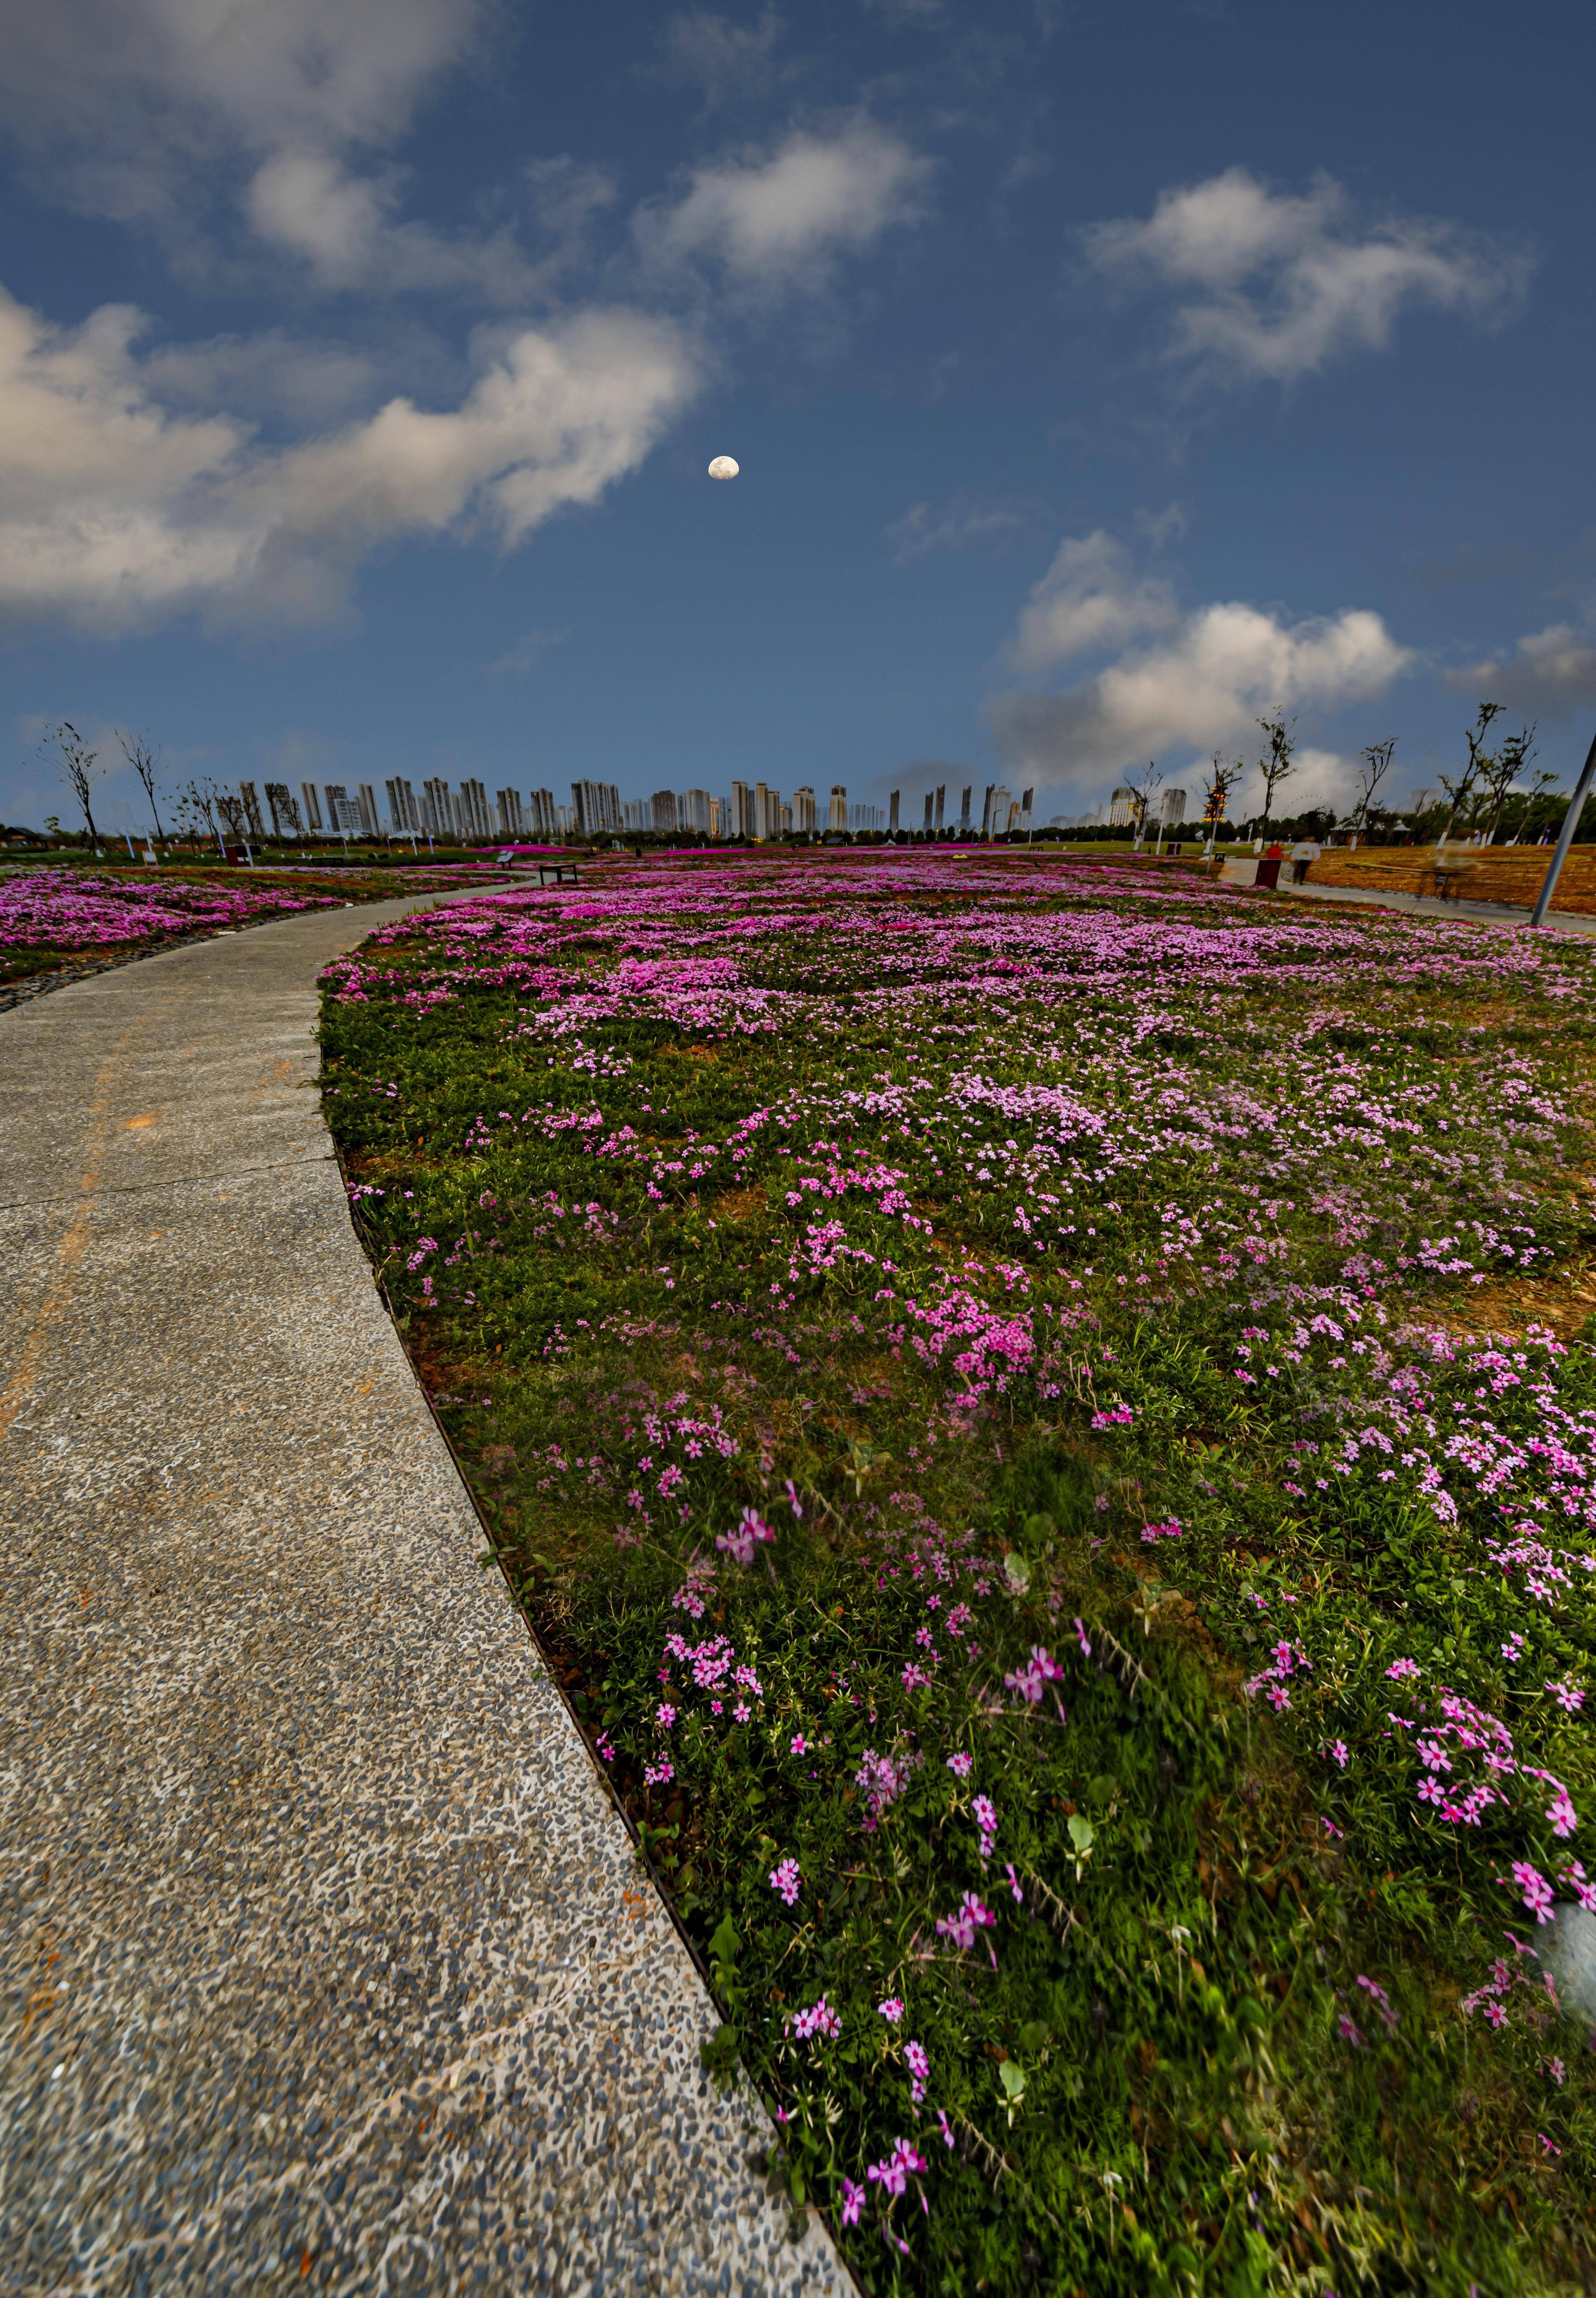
[769,1857,801,1907]
[790,1733,809,1756]
[878,1997,905,2023]
[904,2039,929,2104]
[839,2176,865,2227]
[972,1794,998,1862]
[655,1703,677,1728]
[946,1752,973,1777]
[790,1994,842,2041]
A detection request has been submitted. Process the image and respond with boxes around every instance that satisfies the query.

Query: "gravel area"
[0,897,844,2297]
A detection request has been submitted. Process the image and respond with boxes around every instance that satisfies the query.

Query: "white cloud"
[0,283,698,634]
[139,329,387,424]
[651,8,786,109]
[491,627,568,676]
[1447,619,1596,714]
[1085,166,1531,384]
[991,527,1413,793]
[636,120,931,289]
[887,488,1048,564]
[1006,530,1179,670]
[0,0,546,299]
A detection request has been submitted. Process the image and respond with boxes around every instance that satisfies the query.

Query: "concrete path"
[1218,860,1596,938]
[0,898,843,2298]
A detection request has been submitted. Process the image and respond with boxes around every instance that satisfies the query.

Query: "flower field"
[323,849,1596,2293]
[0,861,500,988]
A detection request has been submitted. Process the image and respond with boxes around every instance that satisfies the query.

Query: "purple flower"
[769,1857,801,1907]
[840,2176,865,2227]
[655,1703,677,1728]
[904,2038,929,2104]
[643,1758,674,1786]
[878,1997,905,2023]
[1004,1862,1024,1903]
[946,1752,972,1777]
[936,2109,955,2149]
[790,1733,809,1756]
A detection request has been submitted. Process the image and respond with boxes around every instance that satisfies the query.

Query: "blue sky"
[1,0,1592,834]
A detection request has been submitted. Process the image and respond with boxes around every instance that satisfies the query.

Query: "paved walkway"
[1219,862,1596,938]
[0,898,842,2297]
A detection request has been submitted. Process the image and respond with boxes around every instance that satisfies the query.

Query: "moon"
[707,455,740,480]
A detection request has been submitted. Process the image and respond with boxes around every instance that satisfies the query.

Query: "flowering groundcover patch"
[0,861,499,984]
[324,849,1596,2293]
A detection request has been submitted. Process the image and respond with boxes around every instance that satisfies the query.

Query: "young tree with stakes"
[40,722,104,847]
[1201,752,1243,856]
[1124,760,1162,850]
[1350,738,1398,835]
[1253,711,1297,841]
[1438,702,1503,841]
[117,729,167,848]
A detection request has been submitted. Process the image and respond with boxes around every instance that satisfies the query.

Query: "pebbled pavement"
[0,895,844,2297]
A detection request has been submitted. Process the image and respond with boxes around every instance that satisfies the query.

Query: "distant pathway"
[0,897,841,2296]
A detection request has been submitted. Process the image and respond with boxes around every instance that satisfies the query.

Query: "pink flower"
[901,1663,930,1690]
[594,1732,615,1763]
[733,1702,751,1723]
[643,1759,674,1785]
[1073,1616,1092,1658]
[1385,1658,1421,1681]
[866,2138,927,2196]
[1140,1517,1183,1542]
[935,1891,996,1951]
[878,1997,905,2023]
[790,1733,809,1756]
[1547,1677,1586,1713]
[840,2177,865,2227]
[790,1994,842,2041]
[1005,1862,1025,1903]
[1326,1741,1349,1769]
[945,1752,973,1777]
[972,1794,998,1861]
[655,1704,677,1728]
[1512,1860,1555,1924]
[769,1857,801,1907]
[904,2039,929,2105]
[936,2109,955,2150]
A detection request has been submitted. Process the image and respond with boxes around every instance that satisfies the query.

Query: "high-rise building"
[979,783,996,836]
[780,804,792,834]
[496,790,525,836]
[791,786,816,834]
[357,784,379,835]
[1159,788,1187,825]
[987,785,1013,836]
[387,777,420,833]
[923,792,934,833]
[554,804,574,836]
[849,804,882,832]
[678,789,711,834]
[526,788,556,837]
[454,779,491,839]
[730,780,750,838]
[934,785,945,831]
[300,782,324,831]
[889,790,900,832]
[1108,785,1137,826]
[421,778,451,835]
[621,798,648,831]
[323,784,367,835]
[960,786,971,831]
[828,784,848,832]
[650,790,677,833]
[571,780,621,835]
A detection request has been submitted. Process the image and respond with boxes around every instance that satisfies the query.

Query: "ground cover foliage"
[322,850,1596,2294]
[0,860,498,986]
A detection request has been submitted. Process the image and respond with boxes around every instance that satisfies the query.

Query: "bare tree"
[178,777,222,851]
[215,791,249,843]
[1506,762,1561,845]
[39,721,104,844]
[1350,738,1398,833]
[1253,710,1297,839]
[1124,759,1162,848]
[116,728,167,845]
[1477,722,1537,846]
[1438,702,1503,840]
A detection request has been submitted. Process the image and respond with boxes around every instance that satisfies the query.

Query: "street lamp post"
[1529,729,1596,928]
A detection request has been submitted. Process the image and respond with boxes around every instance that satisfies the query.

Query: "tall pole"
[1529,729,1596,928]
